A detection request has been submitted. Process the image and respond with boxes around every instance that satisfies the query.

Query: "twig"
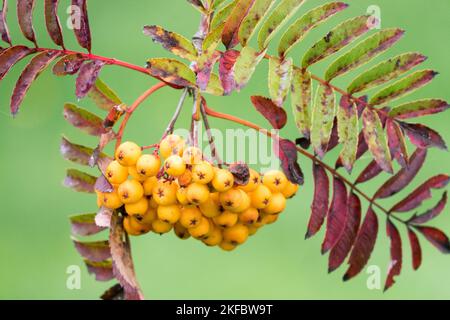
[161,88,189,140]
[200,98,223,167]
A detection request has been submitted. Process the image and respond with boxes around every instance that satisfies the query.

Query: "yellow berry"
[213,211,238,228]
[202,226,223,246]
[164,155,186,177]
[102,190,123,209]
[136,207,157,225]
[248,224,259,236]
[239,207,259,225]
[179,206,203,229]
[105,160,128,184]
[282,181,299,199]
[262,170,288,192]
[223,223,249,245]
[152,180,178,205]
[96,190,103,207]
[115,141,142,167]
[188,217,211,239]
[232,190,251,213]
[262,192,286,215]
[177,169,193,187]
[152,219,173,234]
[124,216,151,236]
[249,185,272,209]
[260,212,279,225]
[239,168,260,192]
[176,186,190,206]
[182,146,203,165]
[186,183,210,205]
[157,204,181,224]
[136,154,161,177]
[118,180,144,204]
[199,192,221,218]
[192,161,214,184]
[211,169,234,192]
[143,176,158,196]
[174,222,190,240]
[125,197,149,216]
[159,134,185,159]
[219,241,237,251]
[219,188,244,212]
[128,166,147,182]
[148,196,159,209]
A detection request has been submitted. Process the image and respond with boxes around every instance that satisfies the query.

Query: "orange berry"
[174,222,190,240]
[164,155,186,177]
[232,190,251,213]
[182,146,203,165]
[199,192,221,218]
[213,211,238,228]
[239,207,259,225]
[118,180,144,204]
[177,169,193,187]
[219,241,237,252]
[125,197,149,216]
[262,170,288,192]
[179,206,203,229]
[115,141,142,167]
[105,160,128,184]
[151,219,173,234]
[260,212,279,225]
[202,226,223,246]
[248,224,259,236]
[223,223,249,245]
[102,190,123,209]
[186,183,210,204]
[249,185,272,209]
[262,193,286,215]
[282,181,299,199]
[219,188,246,212]
[239,168,260,192]
[157,204,181,224]
[152,180,178,205]
[143,176,158,196]
[176,186,190,206]
[136,154,161,177]
[124,216,151,236]
[96,190,103,207]
[188,217,211,239]
[136,207,157,225]
[192,161,214,184]
[159,134,185,159]
[211,169,234,192]
[148,195,159,209]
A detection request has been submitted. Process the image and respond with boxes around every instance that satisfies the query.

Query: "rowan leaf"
[325,28,404,82]
[0,0,11,45]
[306,163,329,239]
[73,239,111,262]
[186,0,206,12]
[203,22,225,52]
[228,162,250,186]
[369,70,438,106]
[71,0,91,52]
[386,119,409,168]
[196,51,220,91]
[143,25,197,61]
[362,108,393,173]
[408,192,447,225]
[64,169,96,194]
[203,73,224,96]
[11,50,61,116]
[221,0,256,48]
[17,0,36,45]
[389,99,449,119]
[219,49,239,95]
[69,213,106,237]
[291,68,312,139]
[211,0,238,29]
[0,46,35,80]
[407,227,422,271]
[88,78,123,111]
[337,95,359,173]
[302,15,373,68]
[311,83,336,158]
[414,226,450,254]
[146,58,196,88]
[101,283,124,300]
[355,160,382,185]
[399,122,447,150]
[84,259,114,282]
[63,103,105,136]
[257,0,306,50]
[384,219,402,291]
[344,207,378,281]
[268,56,292,107]
[52,54,85,76]
[95,207,113,228]
[238,0,275,47]
[322,177,348,254]
[278,2,347,58]
[251,95,287,129]
[233,46,266,91]
[374,148,427,199]
[274,139,304,185]
[61,137,110,169]
[44,0,64,47]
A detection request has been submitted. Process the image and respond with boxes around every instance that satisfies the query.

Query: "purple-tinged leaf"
[306,163,329,239]
[251,95,287,129]
[69,213,106,237]
[52,54,85,76]
[322,177,348,254]
[329,192,361,273]
[61,137,109,167]
[219,49,239,95]
[73,239,111,262]
[291,68,312,139]
[414,226,450,254]
[408,192,447,225]
[389,99,449,119]
[88,78,123,111]
[0,45,35,80]
[343,207,378,281]
[228,162,250,186]
[64,169,96,194]
[336,130,367,169]
[384,219,402,291]
[95,207,113,228]
[71,0,91,52]
[146,58,196,88]
[95,174,113,193]
[89,130,117,171]
[44,0,64,47]
[101,283,124,300]
[407,227,422,270]
[390,175,449,213]
[0,0,11,45]
[63,103,106,136]
[355,160,382,185]
[374,148,427,199]
[84,259,114,282]
[268,56,292,106]
[337,95,359,173]
[110,212,144,300]
[399,122,447,151]
[386,119,408,168]
[196,51,221,91]
[10,50,61,116]
[76,60,105,99]
[274,138,304,185]
[17,0,36,45]
[221,0,256,49]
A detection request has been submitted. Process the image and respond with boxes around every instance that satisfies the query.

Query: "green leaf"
[362,108,393,173]
[69,213,106,237]
[268,56,292,106]
[302,15,373,68]
[369,70,437,106]
[337,96,359,173]
[203,22,225,52]
[88,78,122,111]
[325,28,405,82]
[212,0,229,10]
[278,2,348,57]
[84,259,114,282]
[146,58,196,87]
[211,0,239,29]
[143,25,197,61]
[73,238,111,262]
[389,99,449,119]
[64,169,97,194]
[202,73,224,96]
[291,68,312,138]
[239,0,275,47]
[257,0,306,50]
[311,83,336,158]
[347,52,427,94]
[233,46,266,91]
[63,103,106,136]
[221,0,257,48]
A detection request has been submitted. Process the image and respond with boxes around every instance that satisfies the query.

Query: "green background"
[0,0,449,300]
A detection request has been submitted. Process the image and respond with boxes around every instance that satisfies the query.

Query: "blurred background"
[0,0,449,299]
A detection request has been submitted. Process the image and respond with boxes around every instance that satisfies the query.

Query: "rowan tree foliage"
[0,0,449,299]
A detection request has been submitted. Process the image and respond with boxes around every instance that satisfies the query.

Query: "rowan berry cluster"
[97,134,298,251]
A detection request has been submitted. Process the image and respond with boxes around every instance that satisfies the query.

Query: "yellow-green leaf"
[291,68,312,138]
[202,73,224,96]
[211,0,239,29]
[222,0,257,48]
[337,95,359,173]
[233,46,266,91]
[389,99,449,119]
[146,58,196,87]
[88,78,122,111]
[239,0,276,47]
[268,56,292,106]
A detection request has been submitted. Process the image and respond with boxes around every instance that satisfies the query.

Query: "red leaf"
[355,160,382,184]
[336,131,367,168]
[10,50,61,116]
[69,213,106,237]
[384,219,402,291]
[84,260,114,282]
[386,119,408,168]
[17,0,36,45]
[0,45,35,80]
[0,0,11,45]
[374,148,427,199]
[329,192,361,272]
[60,137,110,168]
[64,169,96,193]
[274,138,304,185]
[76,60,105,99]
[344,207,378,281]
[414,226,450,254]
[408,192,447,225]
[53,54,85,76]
[325,118,339,152]
[399,122,447,150]
[219,49,239,95]
[322,178,348,254]
[407,227,422,270]
[390,175,449,213]
[228,162,250,186]
[73,239,111,262]
[221,0,256,48]
[306,163,329,239]
[63,103,106,136]
[71,0,92,52]
[44,0,64,47]
[251,96,287,129]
